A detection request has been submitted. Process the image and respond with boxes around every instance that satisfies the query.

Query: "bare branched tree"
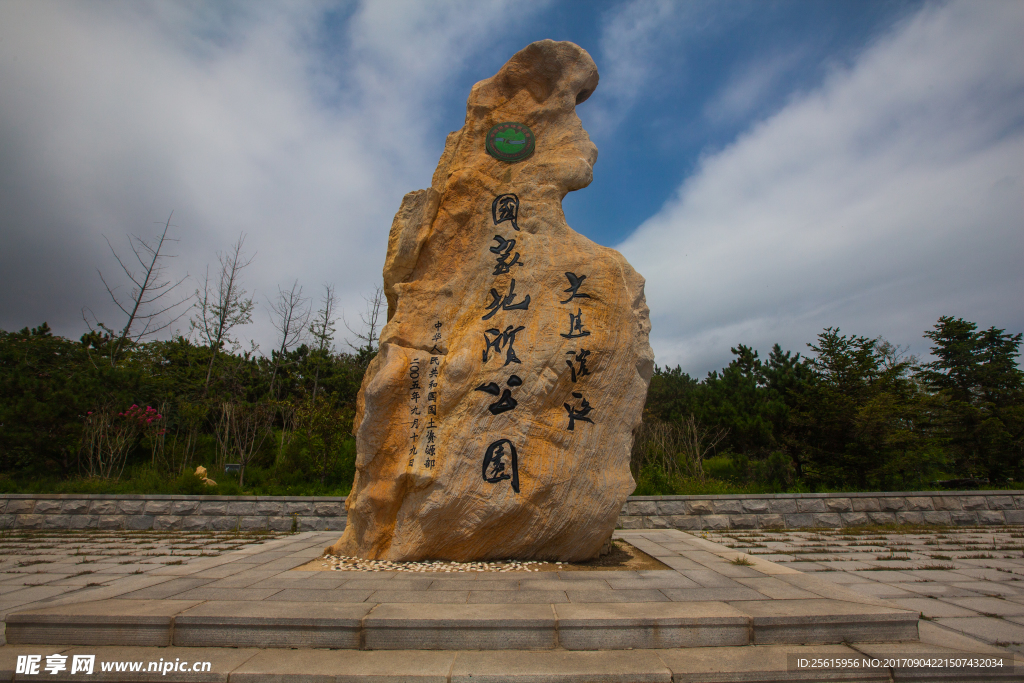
[343,285,384,362]
[190,234,256,394]
[86,212,191,364]
[229,402,274,488]
[630,416,728,484]
[308,284,338,399]
[267,279,310,398]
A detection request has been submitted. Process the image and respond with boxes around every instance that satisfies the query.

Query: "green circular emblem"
[485,122,535,162]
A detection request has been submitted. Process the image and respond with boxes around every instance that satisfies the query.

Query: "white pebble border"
[321,554,563,572]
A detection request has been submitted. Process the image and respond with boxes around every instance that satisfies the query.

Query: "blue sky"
[1,0,1021,375]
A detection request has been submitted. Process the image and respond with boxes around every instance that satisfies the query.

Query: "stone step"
[1,641,1018,682]
[6,597,919,651]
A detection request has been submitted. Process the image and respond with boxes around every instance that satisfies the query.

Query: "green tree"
[920,316,1023,480]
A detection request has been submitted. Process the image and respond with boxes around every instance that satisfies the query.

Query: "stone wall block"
[59,500,90,515]
[171,501,200,516]
[314,503,344,517]
[254,501,282,515]
[298,516,327,532]
[284,502,314,516]
[0,514,16,529]
[97,515,126,530]
[268,516,293,532]
[757,514,786,529]
[182,516,214,531]
[628,501,657,516]
[0,500,6,514]
[728,515,757,529]
[851,498,881,512]
[16,514,45,529]
[238,516,268,531]
[665,515,700,530]
[685,500,714,515]
[976,510,1005,525]
[840,512,870,527]
[824,498,853,512]
[785,513,816,528]
[126,515,155,530]
[796,499,826,513]
[932,496,962,511]
[209,516,238,532]
[198,502,229,516]
[88,500,117,515]
[5,500,35,514]
[617,516,643,529]
[648,516,671,529]
[1004,510,1024,525]
[153,515,182,530]
[769,499,797,514]
[34,500,62,514]
[741,499,769,514]
[228,502,257,516]
[988,496,1014,510]
[43,515,72,529]
[68,516,98,532]
[145,501,172,515]
[904,497,934,511]
[878,498,907,512]
[712,500,743,515]
[922,511,952,525]
[655,500,687,516]
[117,501,146,515]
[812,513,843,528]
[960,497,987,511]
[949,511,977,526]
[1014,496,1024,510]
[895,511,925,525]
[701,515,730,530]
[867,512,896,525]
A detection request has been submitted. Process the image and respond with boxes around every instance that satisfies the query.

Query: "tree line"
[634,318,1023,494]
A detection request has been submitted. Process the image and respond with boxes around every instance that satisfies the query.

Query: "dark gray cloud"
[0,0,541,347]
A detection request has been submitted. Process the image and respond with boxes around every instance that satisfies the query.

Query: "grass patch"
[730,556,754,566]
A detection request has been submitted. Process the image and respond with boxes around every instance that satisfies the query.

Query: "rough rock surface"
[328,40,654,562]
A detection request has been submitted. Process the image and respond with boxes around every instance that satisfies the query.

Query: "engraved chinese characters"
[328,40,653,563]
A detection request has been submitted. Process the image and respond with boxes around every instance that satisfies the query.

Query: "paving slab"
[554,601,748,650]
[174,600,374,649]
[660,643,888,682]
[362,603,557,650]
[934,617,1024,652]
[265,588,375,603]
[450,649,672,683]
[889,597,980,618]
[6,599,201,647]
[736,598,920,644]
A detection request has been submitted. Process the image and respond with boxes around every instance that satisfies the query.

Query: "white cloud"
[0,0,538,349]
[590,0,715,133]
[703,49,804,124]
[619,1,1024,374]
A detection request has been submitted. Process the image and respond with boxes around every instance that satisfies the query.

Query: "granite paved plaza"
[0,526,1021,681]
[701,525,1024,653]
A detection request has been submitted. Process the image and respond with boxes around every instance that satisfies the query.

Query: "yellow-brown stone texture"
[328,40,654,562]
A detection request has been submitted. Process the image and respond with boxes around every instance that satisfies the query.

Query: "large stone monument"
[328,40,654,562]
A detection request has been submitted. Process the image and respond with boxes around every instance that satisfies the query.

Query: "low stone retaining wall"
[0,495,346,533]
[0,491,1021,532]
[620,491,1024,530]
